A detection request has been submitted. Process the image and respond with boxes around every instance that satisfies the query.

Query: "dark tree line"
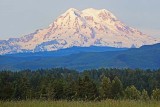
[0,68,160,101]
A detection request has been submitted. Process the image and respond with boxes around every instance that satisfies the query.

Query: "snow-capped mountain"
[0,8,159,55]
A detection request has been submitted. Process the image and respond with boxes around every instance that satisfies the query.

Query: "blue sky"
[0,0,160,39]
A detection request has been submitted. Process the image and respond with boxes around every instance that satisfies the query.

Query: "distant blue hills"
[4,46,127,57]
[0,44,160,71]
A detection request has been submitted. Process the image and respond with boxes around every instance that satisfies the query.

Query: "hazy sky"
[0,0,160,40]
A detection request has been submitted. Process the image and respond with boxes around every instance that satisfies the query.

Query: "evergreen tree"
[100,76,112,99]
[76,76,98,101]
[52,80,64,100]
[83,76,98,101]
[111,76,123,99]
[63,81,76,100]
[152,88,160,101]
[40,86,48,100]
[141,89,150,101]
[125,85,141,100]
[12,77,31,100]
[0,72,14,100]
[76,77,84,100]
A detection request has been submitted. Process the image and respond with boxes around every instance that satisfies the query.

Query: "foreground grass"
[0,100,160,107]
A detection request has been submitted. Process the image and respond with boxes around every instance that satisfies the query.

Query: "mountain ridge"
[0,8,159,55]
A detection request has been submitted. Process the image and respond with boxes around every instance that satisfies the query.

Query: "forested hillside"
[0,43,160,70]
[0,68,160,101]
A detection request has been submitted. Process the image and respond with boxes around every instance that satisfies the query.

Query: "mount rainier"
[0,8,159,55]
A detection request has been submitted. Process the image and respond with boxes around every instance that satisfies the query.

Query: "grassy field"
[0,100,160,107]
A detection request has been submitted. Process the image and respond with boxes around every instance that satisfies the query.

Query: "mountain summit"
[0,8,159,55]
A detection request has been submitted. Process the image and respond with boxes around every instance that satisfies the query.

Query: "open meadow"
[0,100,160,107]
